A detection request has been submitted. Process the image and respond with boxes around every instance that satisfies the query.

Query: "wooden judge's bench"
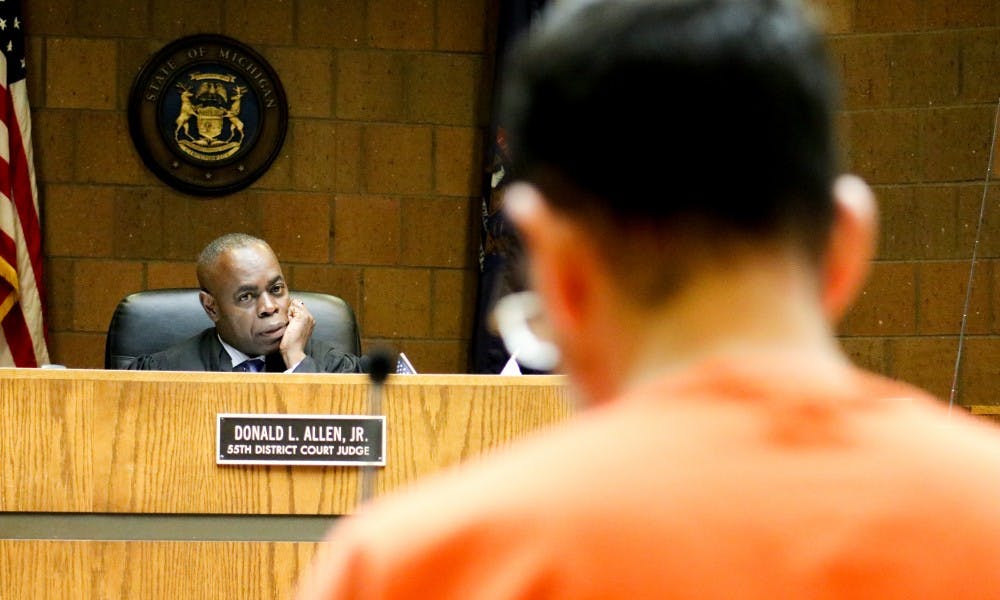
[0,369,572,599]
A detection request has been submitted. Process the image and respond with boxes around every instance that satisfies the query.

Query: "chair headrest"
[104,288,360,369]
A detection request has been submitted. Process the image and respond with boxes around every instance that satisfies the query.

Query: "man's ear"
[503,183,598,337]
[199,290,220,323]
[822,175,877,323]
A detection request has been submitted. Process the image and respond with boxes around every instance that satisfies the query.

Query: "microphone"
[360,348,394,506]
[362,350,393,384]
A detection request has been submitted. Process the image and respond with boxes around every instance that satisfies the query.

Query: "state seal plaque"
[128,34,288,196]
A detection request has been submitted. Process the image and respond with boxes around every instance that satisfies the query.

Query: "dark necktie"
[235,358,266,373]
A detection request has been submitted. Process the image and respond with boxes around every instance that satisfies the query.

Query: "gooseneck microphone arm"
[359,349,393,506]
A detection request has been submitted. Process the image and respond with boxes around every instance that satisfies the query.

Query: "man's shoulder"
[128,328,218,370]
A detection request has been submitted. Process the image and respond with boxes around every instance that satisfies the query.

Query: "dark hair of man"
[196,232,270,293]
[500,0,839,298]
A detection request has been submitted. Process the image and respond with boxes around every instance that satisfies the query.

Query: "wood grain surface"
[0,370,572,514]
[0,540,319,599]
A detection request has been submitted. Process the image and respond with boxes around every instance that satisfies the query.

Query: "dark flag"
[0,0,49,367]
[470,0,547,374]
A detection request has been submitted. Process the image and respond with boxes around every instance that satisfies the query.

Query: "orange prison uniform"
[296,353,1000,599]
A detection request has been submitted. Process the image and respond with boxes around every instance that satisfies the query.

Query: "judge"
[128,233,362,373]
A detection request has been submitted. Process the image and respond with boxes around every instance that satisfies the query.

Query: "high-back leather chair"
[104,288,360,369]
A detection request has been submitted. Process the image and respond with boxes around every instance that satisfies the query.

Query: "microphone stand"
[359,350,392,507]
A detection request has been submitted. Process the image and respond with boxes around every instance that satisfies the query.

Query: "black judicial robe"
[126,328,362,373]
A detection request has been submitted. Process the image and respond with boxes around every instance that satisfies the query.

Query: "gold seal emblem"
[174,74,246,161]
[128,35,288,196]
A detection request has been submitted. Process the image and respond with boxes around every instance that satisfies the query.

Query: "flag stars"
[0,19,7,31]
[13,17,19,29]
[6,41,12,53]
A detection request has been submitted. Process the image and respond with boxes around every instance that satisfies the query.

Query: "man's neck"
[217,334,265,368]
[577,251,849,404]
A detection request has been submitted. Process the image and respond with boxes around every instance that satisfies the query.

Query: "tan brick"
[224,0,293,46]
[289,265,363,316]
[43,184,115,258]
[437,0,487,52]
[152,0,224,39]
[839,261,917,335]
[72,260,143,332]
[158,192,199,261]
[46,38,116,110]
[118,39,164,112]
[335,51,407,121]
[959,30,1000,104]
[362,267,431,337]
[24,0,77,36]
[837,336,888,375]
[47,331,106,369]
[32,109,76,183]
[395,339,467,373]
[877,185,966,261]
[917,261,991,335]
[75,112,152,185]
[253,138,293,190]
[888,33,960,107]
[368,0,434,50]
[921,106,994,182]
[957,337,1000,405]
[335,123,363,193]
[812,0,854,34]
[834,111,851,169]
[333,194,400,265]
[163,193,263,261]
[854,0,923,32]
[27,36,44,106]
[114,188,166,259]
[435,126,483,197]
[408,54,483,126]
[996,126,1000,178]
[874,186,914,260]
[260,192,330,264]
[147,261,197,289]
[925,0,999,28]
[401,197,475,268]
[267,47,333,119]
[432,268,476,338]
[841,110,921,184]
[827,36,890,110]
[297,0,366,48]
[957,183,994,257]
[887,336,958,401]
[76,0,149,38]
[290,119,337,192]
[363,125,432,194]
[43,258,74,332]
[993,260,1000,333]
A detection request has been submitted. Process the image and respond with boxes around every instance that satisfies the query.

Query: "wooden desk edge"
[0,368,570,388]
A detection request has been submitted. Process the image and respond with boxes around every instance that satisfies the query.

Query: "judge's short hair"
[196,233,273,292]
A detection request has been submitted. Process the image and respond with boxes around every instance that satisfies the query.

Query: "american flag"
[395,352,417,375]
[0,0,48,367]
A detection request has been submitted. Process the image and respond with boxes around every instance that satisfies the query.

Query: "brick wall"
[27,0,493,372]
[23,1,1000,399]
[817,0,1000,405]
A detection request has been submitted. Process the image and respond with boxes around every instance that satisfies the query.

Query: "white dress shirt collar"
[217,334,265,370]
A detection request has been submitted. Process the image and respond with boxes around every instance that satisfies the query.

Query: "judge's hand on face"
[280,298,315,368]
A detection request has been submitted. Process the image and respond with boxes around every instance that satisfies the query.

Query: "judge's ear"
[822,174,877,323]
[199,290,220,323]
